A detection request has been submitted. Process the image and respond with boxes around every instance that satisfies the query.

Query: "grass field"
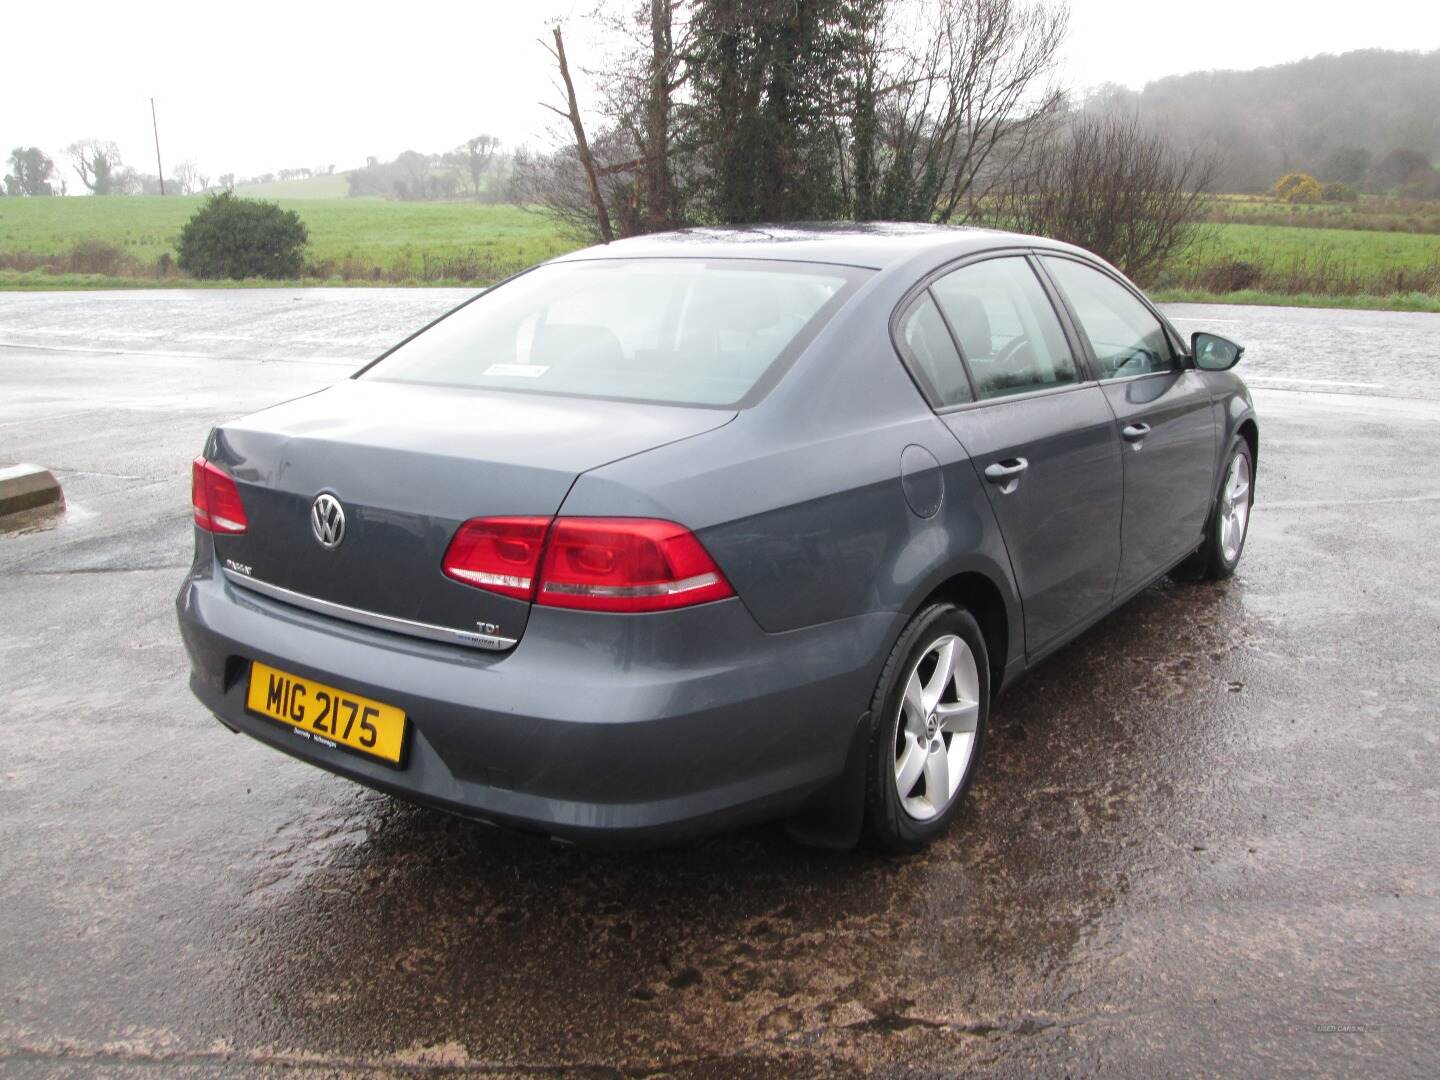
[1199,222,1440,266]
[1157,222,1440,296]
[2,194,1438,309]
[0,196,582,285]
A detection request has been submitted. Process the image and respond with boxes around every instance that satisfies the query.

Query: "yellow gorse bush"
[1274,172,1323,203]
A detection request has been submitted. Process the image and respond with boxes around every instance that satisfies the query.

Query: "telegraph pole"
[150,98,165,195]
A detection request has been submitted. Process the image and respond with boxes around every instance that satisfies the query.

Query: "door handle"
[983,458,1028,494]
[1122,422,1152,442]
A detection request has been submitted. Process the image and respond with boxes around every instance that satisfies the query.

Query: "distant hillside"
[1124,49,1440,192]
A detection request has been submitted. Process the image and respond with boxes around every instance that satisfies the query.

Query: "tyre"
[865,603,989,852]
[1176,436,1254,582]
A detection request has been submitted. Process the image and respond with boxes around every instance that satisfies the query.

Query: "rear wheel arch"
[789,567,1012,850]
[919,571,1009,700]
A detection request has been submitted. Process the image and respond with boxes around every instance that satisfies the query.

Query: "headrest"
[944,294,992,360]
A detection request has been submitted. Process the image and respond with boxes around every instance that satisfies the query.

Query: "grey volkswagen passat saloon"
[177,224,1256,851]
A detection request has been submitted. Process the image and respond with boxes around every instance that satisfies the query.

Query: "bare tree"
[541,25,615,243]
[111,166,144,195]
[860,0,1070,222]
[66,139,124,195]
[997,113,1215,283]
[590,0,690,231]
[172,160,203,195]
[511,123,646,241]
[519,0,693,238]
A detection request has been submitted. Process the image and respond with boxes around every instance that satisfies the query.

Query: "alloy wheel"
[1219,452,1251,563]
[893,633,981,821]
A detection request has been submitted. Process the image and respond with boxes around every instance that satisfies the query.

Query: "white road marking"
[1247,377,1386,389]
[1265,494,1440,509]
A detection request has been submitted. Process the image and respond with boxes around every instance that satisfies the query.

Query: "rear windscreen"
[361,258,867,406]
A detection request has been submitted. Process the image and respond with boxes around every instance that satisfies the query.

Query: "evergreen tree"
[685,0,863,222]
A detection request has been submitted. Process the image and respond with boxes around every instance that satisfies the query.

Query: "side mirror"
[1192,332,1244,371]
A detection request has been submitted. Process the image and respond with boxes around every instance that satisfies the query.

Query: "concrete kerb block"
[0,464,65,517]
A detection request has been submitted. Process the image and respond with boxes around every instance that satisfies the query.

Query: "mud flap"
[784,710,871,850]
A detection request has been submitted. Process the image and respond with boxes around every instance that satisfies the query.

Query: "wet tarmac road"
[1,291,1437,1077]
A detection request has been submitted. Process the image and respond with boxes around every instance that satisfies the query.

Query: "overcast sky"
[5,0,1438,186]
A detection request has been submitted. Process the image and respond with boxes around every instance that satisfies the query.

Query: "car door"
[897,253,1124,658]
[1039,256,1216,596]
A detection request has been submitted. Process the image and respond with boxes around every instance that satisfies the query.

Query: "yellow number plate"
[246,661,408,765]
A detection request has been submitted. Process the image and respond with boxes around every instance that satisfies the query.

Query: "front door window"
[1042,257,1178,380]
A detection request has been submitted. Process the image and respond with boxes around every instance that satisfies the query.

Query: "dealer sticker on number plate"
[245,661,408,765]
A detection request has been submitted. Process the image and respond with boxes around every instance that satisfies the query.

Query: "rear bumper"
[176,544,894,845]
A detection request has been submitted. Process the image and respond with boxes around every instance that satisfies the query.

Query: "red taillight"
[191,457,248,534]
[441,516,551,599]
[538,517,732,612]
[442,516,734,612]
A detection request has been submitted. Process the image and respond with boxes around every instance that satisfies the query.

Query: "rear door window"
[897,294,974,406]
[929,257,1077,400]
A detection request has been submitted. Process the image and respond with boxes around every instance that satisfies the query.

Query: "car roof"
[547,222,1089,272]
